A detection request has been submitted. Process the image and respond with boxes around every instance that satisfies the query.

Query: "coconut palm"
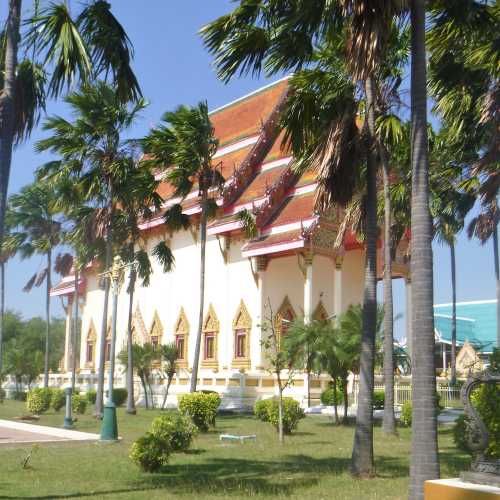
[141,102,221,393]
[201,0,405,476]
[409,1,440,496]
[159,342,179,410]
[0,0,141,303]
[468,202,500,348]
[36,81,147,417]
[8,181,64,388]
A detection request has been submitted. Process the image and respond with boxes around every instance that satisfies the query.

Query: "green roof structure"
[434,300,498,353]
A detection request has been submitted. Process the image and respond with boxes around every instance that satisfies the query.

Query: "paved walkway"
[0,419,100,445]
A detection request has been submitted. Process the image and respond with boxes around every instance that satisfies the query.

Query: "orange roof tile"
[236,164,288,206]
[242,228,305,254]
[265,192,316,229]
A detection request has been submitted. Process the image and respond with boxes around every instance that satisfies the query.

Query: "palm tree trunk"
[493,225,499,348]
[161,375,173,410]
[0,0,21,287]
[126,270,136,414]
[190,192,208,393]
[409,2,440,497]
[333,377,339,425]
[381,144,396,435]
[450,242,457,384]
[351,76,377,477]
[95,201,113,418]
[0,261,5,376]
[71,266,79,392]
[43,249,52,388]
[306,368,311,408]
[140,374,148,409]
[342,375,349,422]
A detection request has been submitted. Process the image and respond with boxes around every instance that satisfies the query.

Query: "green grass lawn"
[0,400,469,500]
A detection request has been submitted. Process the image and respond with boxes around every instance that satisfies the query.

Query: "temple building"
[51,77,411,408]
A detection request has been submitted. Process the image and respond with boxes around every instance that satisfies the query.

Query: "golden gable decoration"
[175,307,190,335]
[203,303,220,332]
[85,320,97,368]
[132,305,147,344]
[174,307,189,368]
[313,300,329,321]
[275,296,296,345]
[232,300,252,330]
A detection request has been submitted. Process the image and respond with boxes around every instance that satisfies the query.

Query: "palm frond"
[23,273,38,293]
[152,241,175,274]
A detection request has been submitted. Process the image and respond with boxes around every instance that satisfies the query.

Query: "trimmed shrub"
[151,413,197,452]
[26,388,51,414]
[453,415,469,452]
[0,388,5,403]
[400,401,412,427]
[72,394,87,414]
[130,433,171,472]
[178,392,221,432]
[112,388,128,407]
[86,389,97,404]
[320,387,344,406]
[373,390,385,410]
[254,398,274,421]
[51,388,66,412]
[267,397,305,434]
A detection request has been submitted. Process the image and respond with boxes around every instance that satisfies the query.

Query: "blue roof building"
[434,300,498,354]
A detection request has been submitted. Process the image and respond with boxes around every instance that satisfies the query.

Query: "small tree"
[285,317,323,408]
[260,299,296,444]
[118,343,157,410]
[159,342,178,410]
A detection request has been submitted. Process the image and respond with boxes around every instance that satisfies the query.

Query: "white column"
[63,298,73,372]
[303,253,314,323]
[334,256,343,323]
[405,276,412,359]
[442,343,447,372]
[254,256,268,370]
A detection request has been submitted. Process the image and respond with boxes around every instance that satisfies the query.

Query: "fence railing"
[352,379,462,407]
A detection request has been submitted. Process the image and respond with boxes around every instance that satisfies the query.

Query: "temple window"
[232,300,252,369]
[149,312,164,367]
[173,307,189,367]
[201,304,219,369]
[85,320,97,368]
[275,296,296,346]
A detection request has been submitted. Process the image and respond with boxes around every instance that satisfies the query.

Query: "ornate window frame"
[149,311,164,367]
[85,320,97,368]
[275,296,296,346]
[174,307,189,368]
[232,300,252,369]
[201,304,219,369]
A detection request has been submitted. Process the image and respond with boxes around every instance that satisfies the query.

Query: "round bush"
[151,413,197,452]
[452,415,470,452]
[130,433,171,472]
[373,390,385,410]
[254,398,274,421]
[86,389,97,404]
[267,397,305,434]
[400,401,412,427]
[26,388,51,414]
[72,394,87,414]
[51,388,66,412]
[320,387,344,406]
[178,392,221,432]
[112,388,128,407]
[0,388,5,403]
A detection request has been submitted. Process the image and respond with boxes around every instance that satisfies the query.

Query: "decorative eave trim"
[242,239,305,258]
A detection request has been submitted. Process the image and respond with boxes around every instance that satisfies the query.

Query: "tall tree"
[8,181,63,387]
[0,0,141,316]
[36,82,147,417]
[142,102,221,393]
[409,1,440,497]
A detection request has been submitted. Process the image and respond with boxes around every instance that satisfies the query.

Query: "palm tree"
[141,102,221,393]
[36,82,147,417]
[8,181,63,388]
[159,342,179,410]
[468,202,500,349]
[0,0,141,297]
[409,1,440,496]
[118,343,157,410]
[285,318,324,408]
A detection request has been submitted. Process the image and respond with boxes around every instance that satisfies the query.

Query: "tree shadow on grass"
[0,453,409,499]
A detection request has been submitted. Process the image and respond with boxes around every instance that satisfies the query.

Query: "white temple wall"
[341,249,365,311]
[312,255,335,317]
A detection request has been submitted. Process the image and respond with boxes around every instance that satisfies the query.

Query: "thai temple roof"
[434,300,498,353]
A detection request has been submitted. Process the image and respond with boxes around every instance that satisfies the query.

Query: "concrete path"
[0,419,99,445]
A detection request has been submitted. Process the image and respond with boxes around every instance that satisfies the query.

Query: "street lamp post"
[100,256,124,442]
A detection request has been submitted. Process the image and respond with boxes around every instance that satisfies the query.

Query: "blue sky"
[4,1,497,341]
